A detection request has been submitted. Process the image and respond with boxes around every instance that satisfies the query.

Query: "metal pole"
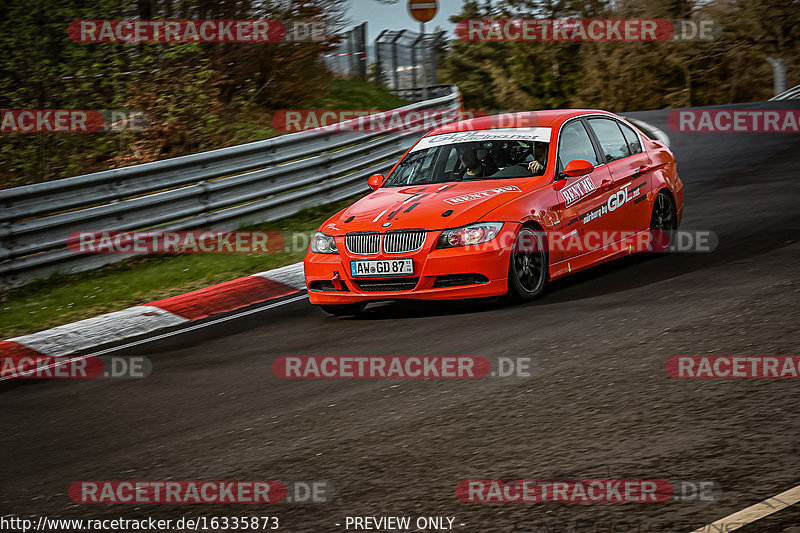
[392,31,403,91]
[375,29,389,86]
[359,23,367,79]
[410,38,417,93]
[430,31,444,91]
[767,57,787,96]
[411,31,427,100]
[420,22,429,100]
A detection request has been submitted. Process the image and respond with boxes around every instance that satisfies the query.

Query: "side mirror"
[560,159,595,179]
[368,174,386,190]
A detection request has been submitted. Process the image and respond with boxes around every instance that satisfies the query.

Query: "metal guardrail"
[392,85,454,103]
[0,86,462,289]
[769,84,800,101]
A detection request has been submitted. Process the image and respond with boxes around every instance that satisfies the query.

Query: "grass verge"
[0,196,362,340]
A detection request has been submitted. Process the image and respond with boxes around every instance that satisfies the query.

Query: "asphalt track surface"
[2,101,799,533]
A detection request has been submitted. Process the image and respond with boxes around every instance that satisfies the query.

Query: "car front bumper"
[304,224,519,304]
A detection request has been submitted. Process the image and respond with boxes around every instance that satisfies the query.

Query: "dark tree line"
[0,0,347,186]
[1,0,795,186]
[440,0,799,112]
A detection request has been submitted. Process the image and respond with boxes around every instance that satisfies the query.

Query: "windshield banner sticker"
[411,127,552,152]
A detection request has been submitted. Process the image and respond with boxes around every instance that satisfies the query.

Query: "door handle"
[600,178,613,188]
[637,165,651,174]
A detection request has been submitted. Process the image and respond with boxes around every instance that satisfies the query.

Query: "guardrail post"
[767,57,787,96]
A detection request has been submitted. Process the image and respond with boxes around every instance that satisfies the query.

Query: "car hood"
[323,178,548,234]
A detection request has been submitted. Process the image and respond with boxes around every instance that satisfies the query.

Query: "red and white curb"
[0,263,306,371]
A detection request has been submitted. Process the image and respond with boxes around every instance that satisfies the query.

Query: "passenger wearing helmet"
[525,141,547,175]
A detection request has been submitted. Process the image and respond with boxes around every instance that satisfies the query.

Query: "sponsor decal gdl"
[581,181,644,224]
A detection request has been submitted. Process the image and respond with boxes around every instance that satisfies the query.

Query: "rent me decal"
[444,185,522,205]
[561,176,596,207]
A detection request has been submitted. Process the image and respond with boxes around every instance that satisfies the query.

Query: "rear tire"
[649,191,677,253]
[319,303,367,316]
[506,226,547,302]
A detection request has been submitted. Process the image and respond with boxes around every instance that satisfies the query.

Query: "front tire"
[319,303,367,316]
[506,226,547,302]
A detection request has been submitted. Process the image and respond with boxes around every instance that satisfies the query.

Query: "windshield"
[385,129,551,187]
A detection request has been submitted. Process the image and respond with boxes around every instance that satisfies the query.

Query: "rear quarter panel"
[644,138,684,226]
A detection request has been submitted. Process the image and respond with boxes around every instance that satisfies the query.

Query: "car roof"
[426,109,613,137]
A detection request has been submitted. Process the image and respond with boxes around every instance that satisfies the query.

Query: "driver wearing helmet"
[456,143,498,178]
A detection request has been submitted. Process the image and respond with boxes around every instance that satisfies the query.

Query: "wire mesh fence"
[375,29,446,100]
[322,22,367,79]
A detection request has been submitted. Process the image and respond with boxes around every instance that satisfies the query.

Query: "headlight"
[311,232,338,254]
[436,222,504,249]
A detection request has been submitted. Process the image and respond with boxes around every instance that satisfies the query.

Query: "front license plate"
[351,259,414,277]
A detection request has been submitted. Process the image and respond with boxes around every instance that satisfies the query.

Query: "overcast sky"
[346,0,464,40]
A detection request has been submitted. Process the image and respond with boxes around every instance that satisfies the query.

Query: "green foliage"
[441,0,798,111]
[0,0,350,188]
[310,79,408,109]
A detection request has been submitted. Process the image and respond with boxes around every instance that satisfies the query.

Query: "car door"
[554,118,615,260]
[586,117,653,234]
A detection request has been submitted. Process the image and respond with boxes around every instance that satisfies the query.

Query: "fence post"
[391,31,404,91]
[766,57,787,96]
